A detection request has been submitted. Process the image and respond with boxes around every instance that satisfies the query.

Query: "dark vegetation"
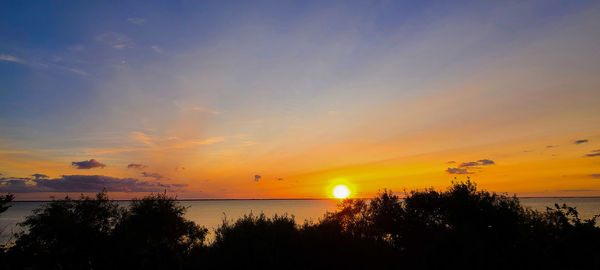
[0,181,599,269]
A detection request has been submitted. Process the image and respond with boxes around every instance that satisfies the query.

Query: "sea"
[1,198,599,243]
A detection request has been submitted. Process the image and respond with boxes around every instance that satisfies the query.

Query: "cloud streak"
[127,163,147,169]
[96,32,134,49]
[586,150,600,157]
[446,168,472,174]
[574,139,589,144]
[141,172,166,180]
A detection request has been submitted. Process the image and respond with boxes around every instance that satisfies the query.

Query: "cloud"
[96,32,134,49]
[254,175,261,182]
[477,159,496,165]
[127,163,147,169]
[446,161,456,164]
[546,145,556,148]
[459,159,496,167]
[589,174,600,178]
[0,175,184,193]
[189,106,221,115]
[151,45,164,54]
[72,159,106,169]
[446,168,473,174]
[175,166,185,171]
[459,161,480,168]
[129,131,225,150]
[141,172,166,180]
[586,150,600,157]
[127,17,147,25]
[277,177,283,181]
[31,174,49,180]
[0,54,25,64]
[574,139,589,144]
[1,53,87,75]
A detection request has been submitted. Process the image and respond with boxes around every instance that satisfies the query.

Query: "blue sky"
[1,1,600,199]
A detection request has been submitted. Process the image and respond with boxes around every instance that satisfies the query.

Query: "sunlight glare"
[333,185,350,199]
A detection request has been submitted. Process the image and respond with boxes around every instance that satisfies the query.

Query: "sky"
[1,0,600,200]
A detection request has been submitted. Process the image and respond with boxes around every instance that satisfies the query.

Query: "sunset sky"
[1,0,600,200]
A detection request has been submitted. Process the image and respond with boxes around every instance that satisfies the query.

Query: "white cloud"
[0,54,24,64]
[127,17,147,25]
[151,45,164,54]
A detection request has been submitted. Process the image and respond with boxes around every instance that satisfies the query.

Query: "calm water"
[1,198,599,243]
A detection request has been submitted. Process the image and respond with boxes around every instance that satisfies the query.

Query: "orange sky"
[1,1,600,200]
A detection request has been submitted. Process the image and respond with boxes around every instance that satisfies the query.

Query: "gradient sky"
[1,0,600,200]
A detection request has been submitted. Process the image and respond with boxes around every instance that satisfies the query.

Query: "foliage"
[6,191,123,269]
[1,181,599,269]
[0,194,14,215]
[112,192,208,269]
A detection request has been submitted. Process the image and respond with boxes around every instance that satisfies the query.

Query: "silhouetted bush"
[1,181,599,269]
[326,180,600,269]
[0,194,14,261]
[112,192,207,269]
[5,192,122,269]
[0,194,14,215]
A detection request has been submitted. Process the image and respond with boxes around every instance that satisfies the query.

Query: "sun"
[333,185,351,199]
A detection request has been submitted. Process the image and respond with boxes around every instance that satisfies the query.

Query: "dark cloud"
[574,139,589,144]
[141,172,166,180]
[546,145,555,148]
[590,174,600,178]
[127,163,147,169]
[31,174,49,180]
[477,159,496,165]
[459,161,479,167]
[254,175,261,182]
[72,159,106,169]
[446,168,473,174]
[277,177,283,181]
[587,152,600,157]
[459,159,496,167]
[0,175,185,193]
[446,161,456,164]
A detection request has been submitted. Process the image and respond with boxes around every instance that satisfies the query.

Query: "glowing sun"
[333,185,351,199]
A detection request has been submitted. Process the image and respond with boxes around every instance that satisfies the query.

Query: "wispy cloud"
[189,106,221,115]
[0,54,25,64]
[141,172,166,180]
[0,53,87,75]
[151,45,164,54]
[590,174,600,178]
[96,32,134,49]
[127,17,147,25]
[574,139,589,144]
